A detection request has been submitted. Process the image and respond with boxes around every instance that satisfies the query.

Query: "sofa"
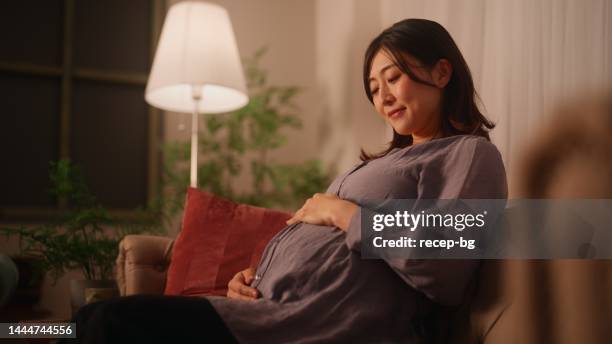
[113,183,612,344]
[116,232,612,343]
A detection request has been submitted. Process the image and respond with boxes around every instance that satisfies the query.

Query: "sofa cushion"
[164,187,292,297]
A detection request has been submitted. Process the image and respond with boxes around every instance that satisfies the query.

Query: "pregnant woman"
[67,19,507,344]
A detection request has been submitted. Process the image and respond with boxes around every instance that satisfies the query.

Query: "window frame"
[0,0,165,222]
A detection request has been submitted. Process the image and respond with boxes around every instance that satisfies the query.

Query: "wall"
[314,0,389,174]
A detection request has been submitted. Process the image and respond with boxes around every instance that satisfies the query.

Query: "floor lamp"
[145,1,248,188]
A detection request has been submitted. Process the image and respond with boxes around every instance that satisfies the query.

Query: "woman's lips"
[388,107,406,119]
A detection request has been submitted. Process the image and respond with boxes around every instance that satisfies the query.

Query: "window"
[0,0,164,220]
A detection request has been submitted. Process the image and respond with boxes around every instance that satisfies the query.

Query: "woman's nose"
[380,85,395,105]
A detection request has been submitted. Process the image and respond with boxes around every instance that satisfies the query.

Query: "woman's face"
[368,50,448,141]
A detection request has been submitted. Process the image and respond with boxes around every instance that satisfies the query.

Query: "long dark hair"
[361,19,494,161]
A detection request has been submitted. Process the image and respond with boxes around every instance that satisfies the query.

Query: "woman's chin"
[391,125,414,136]
[389,116,417,136]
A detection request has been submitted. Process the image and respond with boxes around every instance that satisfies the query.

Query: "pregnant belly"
[253,223,351,302]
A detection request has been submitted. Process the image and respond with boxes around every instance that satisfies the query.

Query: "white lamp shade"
[145,1,248,113]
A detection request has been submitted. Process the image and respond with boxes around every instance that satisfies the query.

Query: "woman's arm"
[385,138,508,305]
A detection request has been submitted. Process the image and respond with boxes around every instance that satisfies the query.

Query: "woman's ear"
[433,59,452,88]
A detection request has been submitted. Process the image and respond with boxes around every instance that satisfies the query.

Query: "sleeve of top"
[344,137,507,305]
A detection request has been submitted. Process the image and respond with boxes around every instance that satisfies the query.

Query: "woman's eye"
[371,88,379,95]
[388,75,400,83]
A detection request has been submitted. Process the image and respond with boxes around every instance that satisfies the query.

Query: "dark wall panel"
[73,0,151,73]
[0,0,63,67]
[0,75,60,206]
[70,80,148,208]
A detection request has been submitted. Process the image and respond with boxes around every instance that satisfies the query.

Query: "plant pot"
[70,279,118,316]
[10,255,44,305]
[0,254,19,306]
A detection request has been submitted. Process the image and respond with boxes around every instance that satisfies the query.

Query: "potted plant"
[1,160,162,314]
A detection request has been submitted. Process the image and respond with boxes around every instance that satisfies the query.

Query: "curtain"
[379,0,611,190]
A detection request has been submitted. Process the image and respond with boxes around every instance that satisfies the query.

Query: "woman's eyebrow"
[368,63,397,82]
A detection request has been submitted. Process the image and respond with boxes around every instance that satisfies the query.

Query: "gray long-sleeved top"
[207,135,508,343]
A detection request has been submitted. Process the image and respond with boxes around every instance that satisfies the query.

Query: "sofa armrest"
[116,234,174,296]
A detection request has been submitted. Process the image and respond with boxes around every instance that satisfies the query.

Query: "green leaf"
[205,115,224,134]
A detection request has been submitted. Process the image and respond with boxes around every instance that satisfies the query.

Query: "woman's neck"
[412,114,443,144]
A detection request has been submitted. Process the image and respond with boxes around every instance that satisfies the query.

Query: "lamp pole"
[190,85,202,188]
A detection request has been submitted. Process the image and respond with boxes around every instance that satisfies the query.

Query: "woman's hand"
[227,267,259,301]
[286,193,359,231]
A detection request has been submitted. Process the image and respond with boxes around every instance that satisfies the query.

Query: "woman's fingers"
[238,284,259,298]
[286,194,338,226]
[243,268,256,284]
[228,278,258,297]
[227,282,259,299]
[227,269,260,300]
[227,289,258,301]
[286,208,305,225]
[227,288,256,300]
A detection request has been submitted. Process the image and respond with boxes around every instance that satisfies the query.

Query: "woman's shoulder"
[391,134,500,160]
[452,134,500,154]
[379,134,507,198]
[441,135,505,172]
[385,134,504,177]
[424,135,507,198]
[443,134,494,149]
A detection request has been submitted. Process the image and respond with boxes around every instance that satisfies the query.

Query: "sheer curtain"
[380,0,611,189]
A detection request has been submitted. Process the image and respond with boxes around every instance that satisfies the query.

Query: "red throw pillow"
[164,187,292,297]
